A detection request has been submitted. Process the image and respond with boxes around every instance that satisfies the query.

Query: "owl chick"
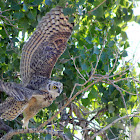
[0,6,73,128]
[0,80,63,128]
[22,80,63,128]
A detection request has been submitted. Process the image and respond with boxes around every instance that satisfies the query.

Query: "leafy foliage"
[0,0,140,139]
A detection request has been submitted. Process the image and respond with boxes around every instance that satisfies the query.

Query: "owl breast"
[32,92,58,108]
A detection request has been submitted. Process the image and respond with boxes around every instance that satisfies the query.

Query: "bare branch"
[69,42,105,98]
[72,57,87,82]
[38,76,105,130]
[88,0,106,15]
[108,78,137,96]
[91,112,140,139]
[0,119,13,133]
[108,49,119,75]
[107,78,128,111]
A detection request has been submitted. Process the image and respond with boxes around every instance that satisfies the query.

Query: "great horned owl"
[0,6,73,128]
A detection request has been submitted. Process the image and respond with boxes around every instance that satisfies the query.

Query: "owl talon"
[22,119,29,129]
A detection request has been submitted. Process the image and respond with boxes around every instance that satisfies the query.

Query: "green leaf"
[0,0,5,9]
[84,37,92,44]
[81,98,90,107]
[132,117,140,127]
[121,31,128,40]
[88,0,94,3]
[33,0,43,5]
[91,1,104,18]
[138,63,140,67]
[104,64,108,72]
[108,103,115,113]
[116,26,121,35]
[106,116,118,123]
[45,134,51,140]
[23,3,28,12]
[135,15,140,24]
[88,88,98,99]
[12,38,19,43]
[63,7,76,15]
[124,41,129,49]
[27,9,37,20]
[13,12,24,19]
[122,50,128,57]
[11,2,21,10]
[77,0,85,5]
[45,0,51,5]
[92,7,103,18]
[99,37,103,45]
[108,41,115,47]
[0,30,7,38]
[81,63,87,71]
[93,46,100,54]
[64,128,73,140]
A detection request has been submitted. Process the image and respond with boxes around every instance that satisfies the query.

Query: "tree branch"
[91,112,140,139]
[0,128,69,140]
[0,119,13,133]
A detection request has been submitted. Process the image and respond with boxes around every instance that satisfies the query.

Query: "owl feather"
[20,6,73,89]
[0,6,73,128]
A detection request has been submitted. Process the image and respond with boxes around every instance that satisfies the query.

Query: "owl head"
[39,80,63,96]
[47,80,63,94]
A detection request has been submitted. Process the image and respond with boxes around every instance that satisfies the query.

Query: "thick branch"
[0,119,13,133]
[38,76,105,130]
[0,128,69,140]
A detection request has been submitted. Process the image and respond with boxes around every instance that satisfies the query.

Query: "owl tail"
[0,97,27,121]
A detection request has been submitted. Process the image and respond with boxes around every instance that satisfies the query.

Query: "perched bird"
[0,6,73,128]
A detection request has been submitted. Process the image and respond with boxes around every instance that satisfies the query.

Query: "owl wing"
[20,6,73,87]
[0,97,28,120]
[0,80,40,101]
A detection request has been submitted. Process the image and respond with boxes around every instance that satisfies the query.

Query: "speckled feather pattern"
[20,6,73,87]
[0,97,27,120]
[0,6,72,128]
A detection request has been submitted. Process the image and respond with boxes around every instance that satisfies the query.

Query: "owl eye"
[52,86,57,89]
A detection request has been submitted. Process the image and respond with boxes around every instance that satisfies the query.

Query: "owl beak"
[58,89,61,94]
[58,89,62,94]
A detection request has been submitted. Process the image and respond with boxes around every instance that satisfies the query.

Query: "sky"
[125,1,140,73]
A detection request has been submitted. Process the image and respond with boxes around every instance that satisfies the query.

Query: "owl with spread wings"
[0,6,73,128]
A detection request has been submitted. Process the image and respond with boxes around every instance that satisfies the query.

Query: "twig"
[0,18,14,48]
[38,76,105,130]
[113,77,140,84]
[109,49,119,75]
[69,43,105,98]
[108,79,137,96]
[0,119,13,133]
[88,0,106,15]
[0,9,11,14]
[107,78,128,111]
[91,112,140,139]
[109,63,136,79]
[3,19,22,29]
[90,107,107,122]
[72,57,87,82]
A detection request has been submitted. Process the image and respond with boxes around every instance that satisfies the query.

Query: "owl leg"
[22,97,39,128]
[22,118,29,129]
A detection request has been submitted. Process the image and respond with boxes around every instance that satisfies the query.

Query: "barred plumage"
[20,6,73,88]
[0,6,73,128]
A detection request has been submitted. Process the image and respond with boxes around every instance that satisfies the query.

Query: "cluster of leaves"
[0,0,140,139]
